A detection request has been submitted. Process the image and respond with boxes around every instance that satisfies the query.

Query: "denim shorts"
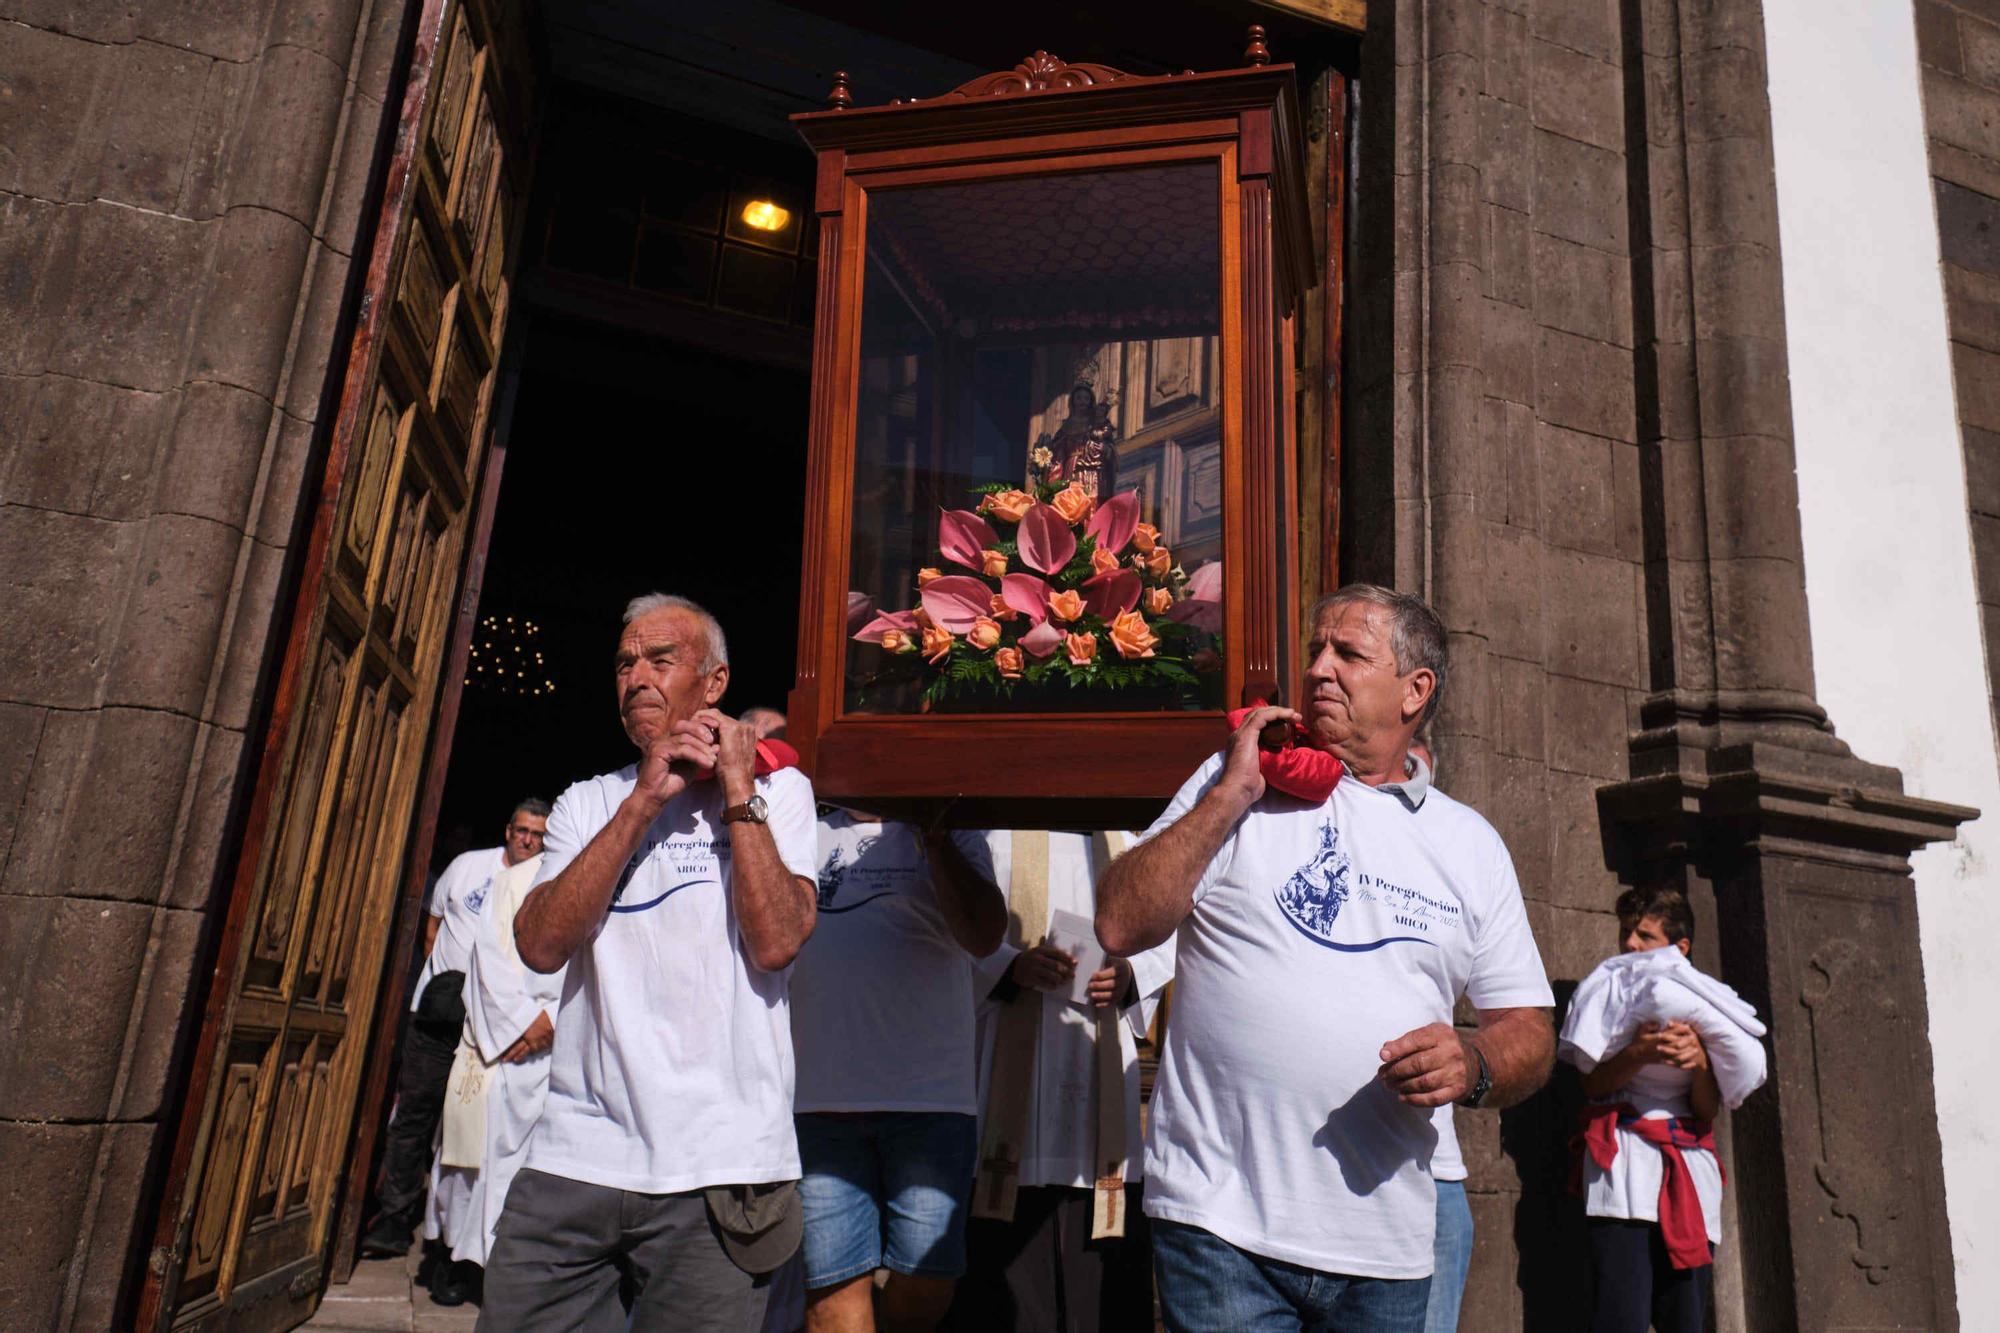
[794,1111,978,1288]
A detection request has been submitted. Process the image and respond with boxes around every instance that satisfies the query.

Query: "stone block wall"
[0,2,409,1326]
[1351,1,1652,1324]
[1915,0,2000,730]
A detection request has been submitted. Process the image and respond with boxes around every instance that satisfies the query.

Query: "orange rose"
[1050,481,1096,525]
[981,548,1009,578]
[1107,610,1159,659]
[1048,588,1085,623]
[1144,546,1172,578]
[981,489,1036,523]
[880,628,915,654]
[913,607,936,632]
[1132,522,1161,554]
[1065,631,1098,666]
[1144,586,1174,616]
[989,593,1019,622]
[994,646,1025,679]
[917,567,944,589]
[1091,546,1120,577]
[967,616,1002,651]
[922,625,953,663]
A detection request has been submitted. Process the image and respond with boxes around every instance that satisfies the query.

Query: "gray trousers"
[478,1169,771,1332]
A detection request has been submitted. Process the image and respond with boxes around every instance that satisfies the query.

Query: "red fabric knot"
[753,737,799,776]
[1225,700,1343,803]
[1570,1103,1718,1270]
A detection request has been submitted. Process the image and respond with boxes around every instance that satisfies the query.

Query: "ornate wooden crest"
[947,50,1131,98]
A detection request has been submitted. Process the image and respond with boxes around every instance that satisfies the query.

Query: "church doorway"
[142,4,1355,1326]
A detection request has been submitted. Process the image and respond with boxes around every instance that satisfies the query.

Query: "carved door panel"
[140,2,535,1328]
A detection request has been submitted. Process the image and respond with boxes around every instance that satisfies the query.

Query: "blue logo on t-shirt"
[1275,820,1432,952]
[816,847,846,909]
[465,878,491,914]
[815,843,894,915]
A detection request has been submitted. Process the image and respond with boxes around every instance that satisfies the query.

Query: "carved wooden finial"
[1244,24,1271,66]
[827,70,853,110]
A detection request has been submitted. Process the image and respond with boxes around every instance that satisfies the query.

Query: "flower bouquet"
[851,475,1223,711]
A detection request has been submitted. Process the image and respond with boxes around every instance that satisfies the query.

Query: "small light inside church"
[740,199,791,232]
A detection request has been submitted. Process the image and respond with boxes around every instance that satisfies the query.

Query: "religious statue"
[1035,383,1118,499]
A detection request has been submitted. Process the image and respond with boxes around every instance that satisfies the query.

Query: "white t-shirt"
[1430,1108,1466,1183]
[789,814,995,1114]
[524,765,819,1194]
[1139,753,1553,1278]
[413,846,506,1011]
[970,831,1177,1189]
[1570,1064,1725,1242]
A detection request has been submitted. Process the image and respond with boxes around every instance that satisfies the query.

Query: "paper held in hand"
[1045,908,1108,1008]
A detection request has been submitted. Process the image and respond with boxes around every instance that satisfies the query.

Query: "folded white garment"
[1560,948,1768,1110]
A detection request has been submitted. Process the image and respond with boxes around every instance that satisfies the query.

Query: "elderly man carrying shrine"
[1096,585,1556,1333]
[478,593,820,1331]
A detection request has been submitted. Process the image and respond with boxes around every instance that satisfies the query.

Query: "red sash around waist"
[1571,1102,1719,1270]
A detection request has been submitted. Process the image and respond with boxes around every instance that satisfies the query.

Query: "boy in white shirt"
[1566,886,1722,1333]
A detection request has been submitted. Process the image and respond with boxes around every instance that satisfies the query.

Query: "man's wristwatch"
[1458,1040,1493,1109]
[721,794,769,826]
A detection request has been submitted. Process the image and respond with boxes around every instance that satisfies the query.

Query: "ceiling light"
[740,199,791,232]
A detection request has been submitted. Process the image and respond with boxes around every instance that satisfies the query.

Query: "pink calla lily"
[999,573,1052,623]
[1016,504,1077,576]
[1085,489,1141,556]
[937,509,1000,571]
[1184,560,1223,602]
[851,609,917,643]
[1081,569,1142,619]
[1020,619,1066,659]
[846,591,878,634]
[920,576,997,633]
[1167,560,1224,632]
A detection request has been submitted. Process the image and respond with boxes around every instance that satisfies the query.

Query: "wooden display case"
[787,38,1312,826]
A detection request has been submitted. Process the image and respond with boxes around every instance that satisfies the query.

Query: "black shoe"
[360,1216,411,1260]
[429,1259,480,1307]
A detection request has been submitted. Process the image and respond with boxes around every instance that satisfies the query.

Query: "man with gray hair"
[479,593,820,1330]
[1097,584,1555,1332]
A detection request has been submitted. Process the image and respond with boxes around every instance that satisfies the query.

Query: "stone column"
[1601,1,1969,1328]
[1353,0,1971,1328]
[0,2,411,1326]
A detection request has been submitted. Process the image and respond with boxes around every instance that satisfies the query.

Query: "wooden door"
[139,2,534,1327]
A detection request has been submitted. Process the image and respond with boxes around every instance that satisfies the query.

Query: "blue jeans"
[1152,1219,1432,1332]
[1425,1181,1473,1333]
[795,1112,978,1288]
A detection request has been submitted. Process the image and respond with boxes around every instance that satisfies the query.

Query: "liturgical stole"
[973,830,1133,1238]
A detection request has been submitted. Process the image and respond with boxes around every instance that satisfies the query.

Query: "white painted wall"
[1763,0,2000,1316]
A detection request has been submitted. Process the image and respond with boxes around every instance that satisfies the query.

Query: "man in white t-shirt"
[478,594,820,1331]
[363,798,546,1259]
[1097,585,1555,1332]
[789,812,1005,1331]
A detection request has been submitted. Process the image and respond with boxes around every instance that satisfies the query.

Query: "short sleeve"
[949,827,997,885]
[761,768,820,882]
[1463,833,1555,1011]
[1131,751,1234,904]
[532,782,591,893]
[425,868,450,918]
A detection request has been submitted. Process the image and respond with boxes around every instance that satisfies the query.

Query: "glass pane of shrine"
[844,160,1225,715]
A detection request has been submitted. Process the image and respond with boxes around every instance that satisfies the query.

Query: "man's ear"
[1402,669,1436,724]
[1676,938,1692,958]
[703,664,730,707]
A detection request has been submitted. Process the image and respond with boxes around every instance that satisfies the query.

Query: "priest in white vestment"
[422,849,564,1303]
[945,830,1175,1333]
